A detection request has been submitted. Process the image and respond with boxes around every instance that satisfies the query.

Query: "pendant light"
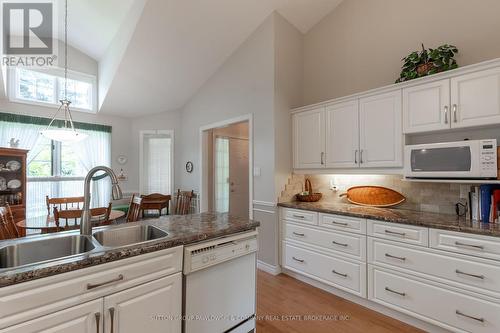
[41,0,87,142]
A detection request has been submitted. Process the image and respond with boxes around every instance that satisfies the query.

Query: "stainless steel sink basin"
[0,235,96,269]
[93,225,168,247]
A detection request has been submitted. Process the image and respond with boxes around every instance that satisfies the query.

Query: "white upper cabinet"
[359,91,403,168]
[293,107,325,169]
[451,67,500,128]
[403,79,450,133]
[325,100,359,168]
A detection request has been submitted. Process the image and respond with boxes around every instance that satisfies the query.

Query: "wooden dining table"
[16,210,126,235]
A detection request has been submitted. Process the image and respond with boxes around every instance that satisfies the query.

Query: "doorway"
[200,116,252,218]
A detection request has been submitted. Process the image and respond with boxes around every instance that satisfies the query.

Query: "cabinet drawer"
[430,229,500,261]
[367,220,428,246]
[319,213,366,234]
[284,243,365,297]
[369,238,500,298]
[285,223,366,261]
[0,246,183,329]
[369,266,500,333]
[282,208,318,225]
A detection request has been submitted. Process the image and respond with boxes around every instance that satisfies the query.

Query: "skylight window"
[9,68,97,113]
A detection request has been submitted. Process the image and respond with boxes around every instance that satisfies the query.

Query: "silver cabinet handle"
[292,232,305,237]
[359,150,364,164]
[384,230,406,238]
[95,313,101,333]
[385,253,406,261]
[331,221,349,227]
[109,307,115,333]
[355,150,358,164]
[321,152,325,165]
[292,214,305,219]
[331,269,348,278]
[455,269,485,280]
[456,310,484,323]
[292,256,304,263]
[455,241,484,250]
[385,287,406,297]
[332,240,348,247]
[444,105,449,124]
[87,274,124,290]
[453,104,458,123]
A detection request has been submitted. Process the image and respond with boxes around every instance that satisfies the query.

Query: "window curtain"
[142,134,172,195]
[70,129,112,208]
[214,137,229,213]
[0,120,44,163]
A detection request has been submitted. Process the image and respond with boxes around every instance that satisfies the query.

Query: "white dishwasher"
[183,230,258,333]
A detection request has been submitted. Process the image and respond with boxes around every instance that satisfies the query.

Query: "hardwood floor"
[256,270,425,333]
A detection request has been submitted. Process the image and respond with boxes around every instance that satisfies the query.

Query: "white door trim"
[199,114,253,219]
[139,129,175,196]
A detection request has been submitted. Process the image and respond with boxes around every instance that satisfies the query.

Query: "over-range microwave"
[404,139,498,179]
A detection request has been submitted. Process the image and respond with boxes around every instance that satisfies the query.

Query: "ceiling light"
[41,0,87,143]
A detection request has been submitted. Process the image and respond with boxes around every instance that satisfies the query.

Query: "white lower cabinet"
[284,243,366,297]
[103,273,182,333]
[369,265,500,333]
[0,247,183,332]
[2,299,103,333]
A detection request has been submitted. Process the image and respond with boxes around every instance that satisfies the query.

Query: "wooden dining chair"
[126,194,143,222]
[53,208,82,231]
[0,207,14,240]
[46,196,84,215]
[173,190,194,215]
[90,203,113,225]
[0,204,20,239]
[140,193,171,217]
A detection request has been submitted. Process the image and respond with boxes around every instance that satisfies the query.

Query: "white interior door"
[451,67,500,128]
[103,274,182,333]
[359,91,403,168]
[293,107,325,169]
[229,138,249,218]
[403,79,450,133]
[140,130,173,195]
[325,100,359,168]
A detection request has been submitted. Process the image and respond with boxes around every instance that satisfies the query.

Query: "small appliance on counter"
[404,139,497,179]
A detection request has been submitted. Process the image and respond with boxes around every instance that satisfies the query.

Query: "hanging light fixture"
[41,0,87,142]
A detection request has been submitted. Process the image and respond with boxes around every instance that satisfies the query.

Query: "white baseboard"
[257,261,281,276]
[282,269,451,333]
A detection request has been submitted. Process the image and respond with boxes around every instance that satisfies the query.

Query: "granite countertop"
[0,213,260,287]
[278,201,500,238]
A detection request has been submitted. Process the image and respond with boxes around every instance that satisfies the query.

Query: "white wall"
[177,14,276,203]
[303,0,500,105]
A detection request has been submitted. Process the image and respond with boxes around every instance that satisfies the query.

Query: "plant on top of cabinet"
[396,44,458,83]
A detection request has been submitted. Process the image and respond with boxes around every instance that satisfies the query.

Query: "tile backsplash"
[279,174,469,216]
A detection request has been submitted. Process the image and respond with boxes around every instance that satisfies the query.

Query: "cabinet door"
[2,299,103,333]
[403,79,450,133]
[103,273,182,333]
[359,91,403,168]
[293,107,325,169]
[451,67,500,128]
[325,100,359,168]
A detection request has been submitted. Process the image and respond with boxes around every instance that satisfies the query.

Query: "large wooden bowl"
[340,186,406,208]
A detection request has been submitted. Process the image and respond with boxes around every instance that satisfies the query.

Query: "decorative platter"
[7,179,21,189]
[6,160,21,171]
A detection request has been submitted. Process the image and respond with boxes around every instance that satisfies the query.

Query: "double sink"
[0,225,169,270]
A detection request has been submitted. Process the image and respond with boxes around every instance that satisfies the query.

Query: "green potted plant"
[396,44,458,83]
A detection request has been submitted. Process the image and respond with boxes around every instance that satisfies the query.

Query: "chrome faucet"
[81,166,123,236]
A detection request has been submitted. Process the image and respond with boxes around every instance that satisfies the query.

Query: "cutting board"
[340,186,406,207]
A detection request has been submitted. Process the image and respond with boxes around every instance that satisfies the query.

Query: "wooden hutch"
[0,147,28,224]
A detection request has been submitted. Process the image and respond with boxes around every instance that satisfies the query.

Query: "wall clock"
[116,155,128,165]
[186,161,194,173]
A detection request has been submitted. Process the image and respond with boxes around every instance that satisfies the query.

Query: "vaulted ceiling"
[60,0,345,117]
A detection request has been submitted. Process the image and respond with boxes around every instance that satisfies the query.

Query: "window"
[28,139,86,178]
[140,130,173,195]
[10,68,96,112]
